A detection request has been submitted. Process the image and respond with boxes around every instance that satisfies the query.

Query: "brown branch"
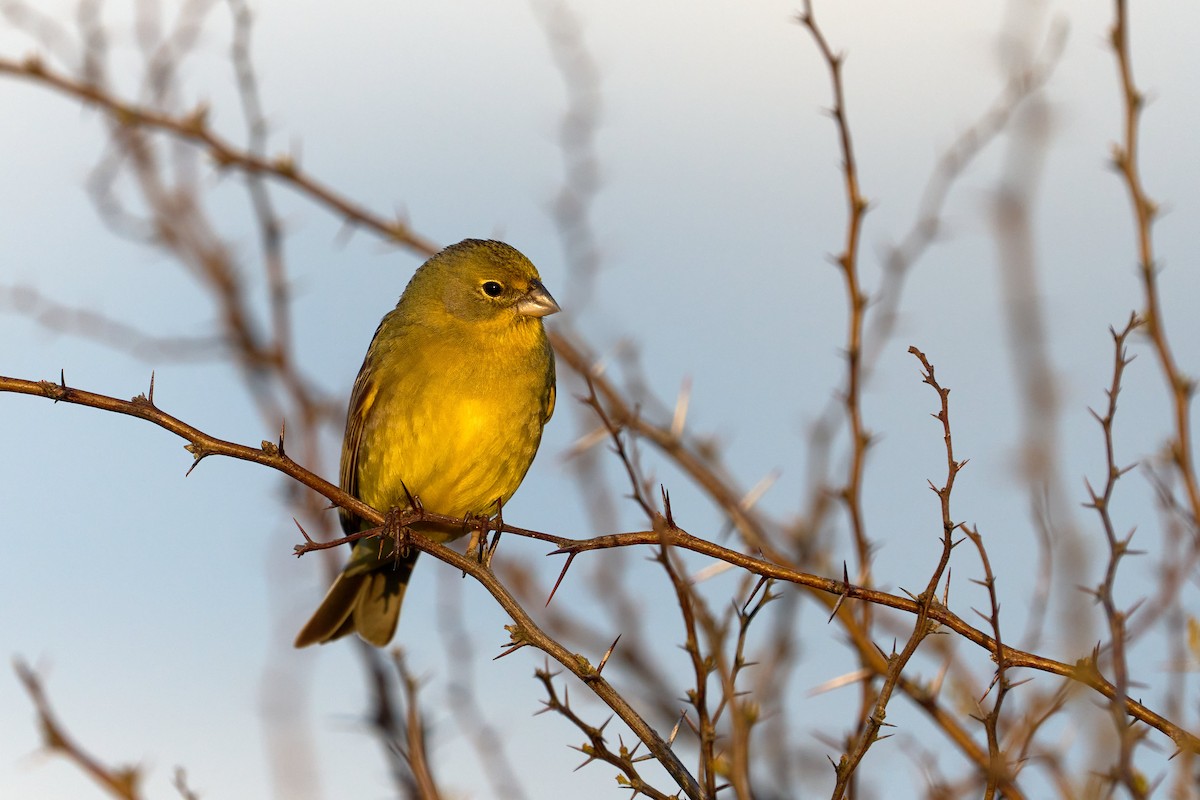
[718,577,775,800]
[554,343,1025,783]
[15,660,146,800]
[1110,0,1200,525]
[0,372,370,521]
[545,524,1198,754]
[13,362,1196,763]
[534,666,679,800]
[797,0,873,590]
[0,372,704,800]
[962,523,1022,799]
[830,348,968,799]
[1083,313,1148,797]
[448,548,705,799]
[656,529,721,798]
[797,7,877,778]
[7,366,1200,792]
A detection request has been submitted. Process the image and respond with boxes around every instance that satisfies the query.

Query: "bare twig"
[830,348,969,799]
[535,665,679,800]
[1110,0,1200,525]
[1082,314,1148,797]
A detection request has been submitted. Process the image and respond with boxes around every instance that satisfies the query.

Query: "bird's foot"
[381,506,412,560]
[465,499,503,569]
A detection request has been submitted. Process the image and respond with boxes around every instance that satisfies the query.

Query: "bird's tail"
[294,546,418,648]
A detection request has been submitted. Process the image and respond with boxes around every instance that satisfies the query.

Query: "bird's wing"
[543,382,556,425]
[339,363,379,534]
[542,352,557,424]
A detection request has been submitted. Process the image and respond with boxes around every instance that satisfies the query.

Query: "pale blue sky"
[2,1,1199,797]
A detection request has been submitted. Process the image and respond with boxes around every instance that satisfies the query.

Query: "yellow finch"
[295,239,558,647]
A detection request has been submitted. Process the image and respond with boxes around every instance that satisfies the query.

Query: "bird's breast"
[354,347,549,524]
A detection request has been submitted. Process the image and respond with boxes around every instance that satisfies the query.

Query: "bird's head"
[402,239,560,328]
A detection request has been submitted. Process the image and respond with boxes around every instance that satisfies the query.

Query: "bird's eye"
[482,281,504,298]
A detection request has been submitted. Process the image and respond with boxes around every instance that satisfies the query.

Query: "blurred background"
[2,0,1198,797]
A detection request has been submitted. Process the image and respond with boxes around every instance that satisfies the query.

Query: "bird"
[295,239,558,647]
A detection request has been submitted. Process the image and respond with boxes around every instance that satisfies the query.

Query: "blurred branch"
[227,0,291,378]
[550,330,777,559]
[988,8,1078,655]
[435,568,530,800]
[172,768,201,800]
[0,55,439,256]
[532,0,602,312]
[355,645,444,800]
[866,22,1067,366]
[15,660,146,800]
[0,284,224,362]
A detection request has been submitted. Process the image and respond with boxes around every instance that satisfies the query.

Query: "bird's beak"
[516,280,561,318]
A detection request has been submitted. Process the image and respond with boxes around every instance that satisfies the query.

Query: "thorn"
[400,481,423,514]
[667,711,685,746]
[546,553,577,606]
[493,641,527,660]
[597,635,621,675]
[828,562,851,623]
[291,518,321,557]
[278,419,286,456]
[148,371,156,405]
[293,517,315,544]
[661,486,675,529]
[741,575,771,615]
[184,448,206,477]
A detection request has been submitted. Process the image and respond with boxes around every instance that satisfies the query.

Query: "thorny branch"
[5,3,1200,796]
[1083,314,1148,798]
[797,0,874,606]
[1110,0,1200,526]
[535,666,679,800]
[0,373,705,800]
[962,522,1020,800]
[3,372,1197,762]
[830,348,970,800]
